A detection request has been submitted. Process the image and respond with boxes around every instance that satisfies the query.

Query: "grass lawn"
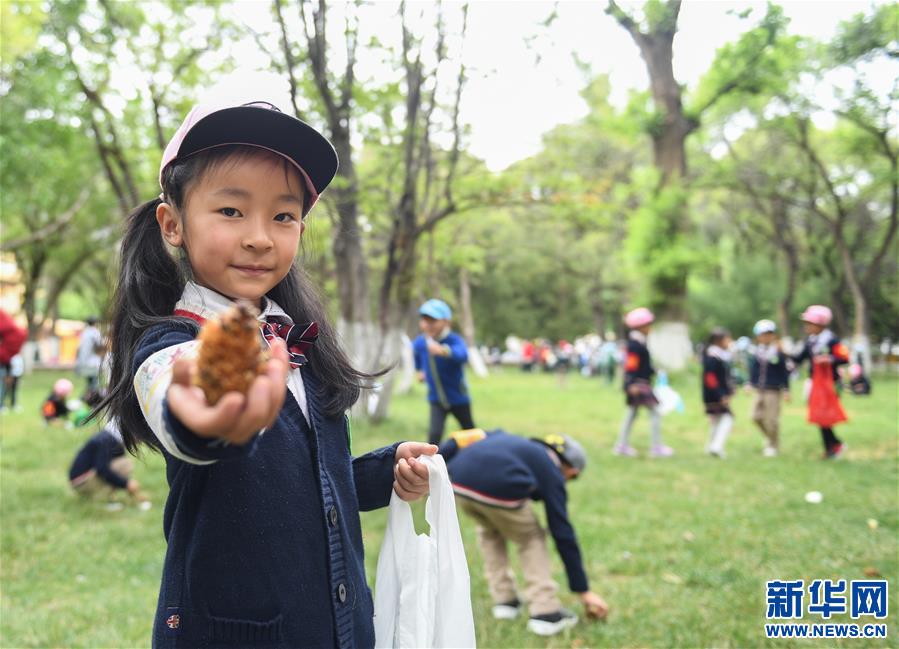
[1,367,897,648]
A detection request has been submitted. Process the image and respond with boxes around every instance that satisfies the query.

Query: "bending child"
[441,429,609,637]
[69,418,144,502]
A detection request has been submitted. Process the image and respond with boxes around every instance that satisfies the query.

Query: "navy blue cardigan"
[749,347,790,390]
[792,334,850,382]
[702,352,733,405]
[135,324,398,648]
[623,336,654,390]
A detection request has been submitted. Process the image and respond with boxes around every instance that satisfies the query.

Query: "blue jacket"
[440,430,589,593]
[135,323,398,649]
[412,331,470,407]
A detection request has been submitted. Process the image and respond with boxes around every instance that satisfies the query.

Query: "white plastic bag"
[654,384,685,415]
[373,454,476,648]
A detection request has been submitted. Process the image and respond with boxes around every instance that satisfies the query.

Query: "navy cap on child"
[160,101,339,214]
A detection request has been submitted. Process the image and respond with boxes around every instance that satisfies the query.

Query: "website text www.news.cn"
[765,623,888,639]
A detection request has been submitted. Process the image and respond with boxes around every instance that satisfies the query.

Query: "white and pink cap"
[624,307,655,329]
[159,101,338,215]
[53,378,74,398]
[800,305,832,327]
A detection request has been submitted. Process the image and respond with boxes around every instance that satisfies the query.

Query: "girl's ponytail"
[98,198,189,453]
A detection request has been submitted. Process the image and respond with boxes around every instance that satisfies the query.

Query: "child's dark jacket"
[135,321,397,649]
[623,333,654,388]
[792,331,849,382]
[702,347,734,407]
[749,345,790,391]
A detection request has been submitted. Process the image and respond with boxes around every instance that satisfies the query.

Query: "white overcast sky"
[211,1,885,171]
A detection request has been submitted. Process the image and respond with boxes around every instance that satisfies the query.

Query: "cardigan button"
[337,583,347,603]
[328,507,338,527]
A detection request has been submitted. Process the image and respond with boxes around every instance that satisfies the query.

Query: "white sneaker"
[491,600,521,620]
[527,609,578,636]
[763,446,778,457]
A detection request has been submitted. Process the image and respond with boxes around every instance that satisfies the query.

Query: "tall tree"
[605,0,791,367]
[1,44,117,338]
[271,0,378,376]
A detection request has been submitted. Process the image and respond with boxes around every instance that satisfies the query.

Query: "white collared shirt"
[134,282,310,465]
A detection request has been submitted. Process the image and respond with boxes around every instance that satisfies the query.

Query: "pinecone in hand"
[195,301,267,404]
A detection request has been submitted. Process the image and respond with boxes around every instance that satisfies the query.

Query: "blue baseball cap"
[419,299,452,320]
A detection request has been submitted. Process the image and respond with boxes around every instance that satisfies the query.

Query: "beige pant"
[72,456,133,498]
[458,497,560,616]
[752,389,782,448]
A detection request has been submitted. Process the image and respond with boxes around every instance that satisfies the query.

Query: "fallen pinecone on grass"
[195,301,268,404]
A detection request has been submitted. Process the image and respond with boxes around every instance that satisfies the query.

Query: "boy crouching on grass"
[69,418,145,504]
[440,428,608,637]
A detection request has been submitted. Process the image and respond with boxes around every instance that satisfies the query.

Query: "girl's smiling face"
[157,150,305,306]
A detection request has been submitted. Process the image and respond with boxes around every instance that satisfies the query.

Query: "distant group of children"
[613,304,852,460]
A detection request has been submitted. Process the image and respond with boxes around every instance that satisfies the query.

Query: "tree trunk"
[459,266,488,378]
[459,266,474,347]
[641,34,690,180]
[835,238,870,369]
[607,0,694,364]
[647,321,694,371]
[777,244,799,340]
[829,288,850,337]
[18,249,46,340]
[331,138,378,376]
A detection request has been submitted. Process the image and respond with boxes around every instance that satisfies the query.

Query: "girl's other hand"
[393,442,438,501]
[167,338,290,445]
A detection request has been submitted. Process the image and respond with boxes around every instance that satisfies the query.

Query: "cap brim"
[177,106,338,205]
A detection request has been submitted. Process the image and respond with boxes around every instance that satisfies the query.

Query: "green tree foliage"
[2,0,895,354]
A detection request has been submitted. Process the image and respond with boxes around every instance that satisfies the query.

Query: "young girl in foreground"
[101,101,435,648]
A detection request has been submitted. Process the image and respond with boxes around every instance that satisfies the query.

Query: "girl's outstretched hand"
[166,338,290,445]
[393,442,438,501]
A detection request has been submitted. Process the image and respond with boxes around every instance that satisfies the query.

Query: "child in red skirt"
[792,305,849,458]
